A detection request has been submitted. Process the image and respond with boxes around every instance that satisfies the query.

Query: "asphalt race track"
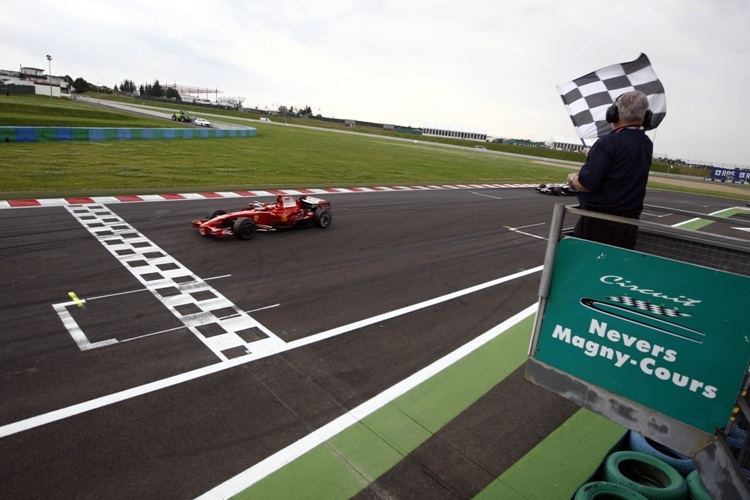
[1,186,748,498]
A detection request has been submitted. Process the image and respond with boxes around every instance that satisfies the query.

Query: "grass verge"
[0,124,573,194]
[1,94,743,202]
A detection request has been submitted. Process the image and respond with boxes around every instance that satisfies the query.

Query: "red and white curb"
[0,184,538,209]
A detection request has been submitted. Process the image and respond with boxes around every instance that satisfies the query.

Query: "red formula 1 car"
[192,194,332,240]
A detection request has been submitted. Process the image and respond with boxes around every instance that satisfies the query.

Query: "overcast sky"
[2,0,749,167]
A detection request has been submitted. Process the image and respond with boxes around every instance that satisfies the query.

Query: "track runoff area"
[0,184,748,497]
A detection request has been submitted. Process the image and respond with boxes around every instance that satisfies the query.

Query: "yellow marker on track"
[68,292,85,308]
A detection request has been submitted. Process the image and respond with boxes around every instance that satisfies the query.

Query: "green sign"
[534,238,750,433]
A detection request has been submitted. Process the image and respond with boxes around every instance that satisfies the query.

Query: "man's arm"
[567,172,589,192]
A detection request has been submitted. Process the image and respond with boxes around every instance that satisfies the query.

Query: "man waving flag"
[557,53,666,146]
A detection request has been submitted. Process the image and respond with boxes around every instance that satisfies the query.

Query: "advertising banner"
[534,238,750,434]
[710,167,749,184]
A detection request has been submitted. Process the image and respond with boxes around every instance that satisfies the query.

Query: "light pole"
[46,55,52,98]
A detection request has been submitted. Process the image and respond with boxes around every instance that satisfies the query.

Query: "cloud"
[2,0,749,166]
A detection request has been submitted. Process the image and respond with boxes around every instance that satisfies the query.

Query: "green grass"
[0,94,743,201]
[0,95,572,196]
[647,181,749,199]
[73,93,711,177]
[0,95,190,128]
[0,129,562,195]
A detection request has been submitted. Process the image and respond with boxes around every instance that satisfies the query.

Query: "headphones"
[606,94,653,128]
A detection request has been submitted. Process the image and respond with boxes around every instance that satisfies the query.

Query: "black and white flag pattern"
[557,53,666,145]
[607,296,689,318]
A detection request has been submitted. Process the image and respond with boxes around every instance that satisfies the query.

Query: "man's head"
[606,90,652,127]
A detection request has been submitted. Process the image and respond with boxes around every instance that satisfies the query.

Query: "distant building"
[423,125,487,142]
[0,66,68,97]
[547,136,590,153]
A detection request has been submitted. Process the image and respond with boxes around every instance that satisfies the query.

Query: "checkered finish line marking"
[61,204,285,361]
[0,184,538,209]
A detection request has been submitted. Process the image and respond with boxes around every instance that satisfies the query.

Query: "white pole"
[46,55,53,98]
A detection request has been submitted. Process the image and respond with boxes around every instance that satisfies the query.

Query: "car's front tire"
[233,217,256,240]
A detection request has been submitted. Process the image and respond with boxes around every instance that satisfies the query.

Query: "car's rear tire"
[313,209,332,228]
[206,209,227,219]
[233,217,256,240]
[552,186,563,196]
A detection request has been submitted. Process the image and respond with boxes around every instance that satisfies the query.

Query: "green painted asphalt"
[677,207,747,230]
[476,410,624,499]
[234,313,625,499]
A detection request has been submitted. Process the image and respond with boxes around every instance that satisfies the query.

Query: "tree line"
[66,75,315,115]
[67,76,180,100]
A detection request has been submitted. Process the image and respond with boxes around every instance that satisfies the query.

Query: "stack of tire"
[574,431,712,499]
[726,424,750,479]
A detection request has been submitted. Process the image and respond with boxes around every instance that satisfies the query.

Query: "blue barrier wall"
[709,166,749,184]
[0,126,257,143]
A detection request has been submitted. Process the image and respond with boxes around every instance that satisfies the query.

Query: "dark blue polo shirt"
[577,127,653,214]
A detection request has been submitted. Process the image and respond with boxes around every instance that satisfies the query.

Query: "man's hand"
[567,173,588,192]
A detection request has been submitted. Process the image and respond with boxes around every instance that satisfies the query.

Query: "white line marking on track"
[79,274,232,302]
[58,304,283,348]
[288,266,541,349]
[54,288,281,350]
[470,191,503,200]
[62,204,283,361]
[642,211,673,218]
[513,222,546,230]
[53,303,118,351]
[673,206,744,227]
[0,267,542,440]
[120,327,185,343]
[196,302,540,499]
[247,303,281,313]
[504,226,548,241]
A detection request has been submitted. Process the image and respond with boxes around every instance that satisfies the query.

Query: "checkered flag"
[607,296,690,318]
[557,53,666,145]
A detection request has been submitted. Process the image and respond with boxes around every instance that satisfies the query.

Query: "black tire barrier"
[604,451,687,500]
[575,481,648,499]
[628,431,695,477]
